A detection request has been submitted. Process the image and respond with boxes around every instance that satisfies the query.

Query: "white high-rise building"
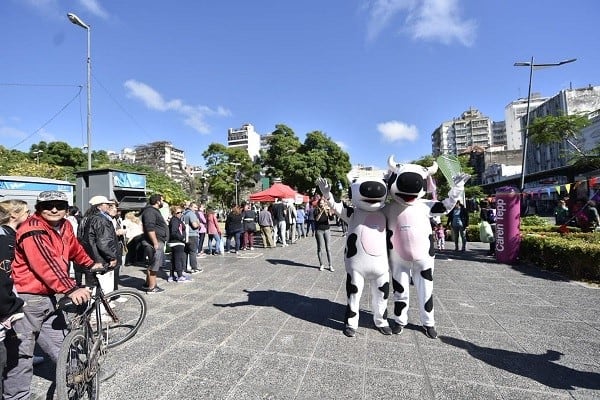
[228,123,261,161]
[504,94,548,151]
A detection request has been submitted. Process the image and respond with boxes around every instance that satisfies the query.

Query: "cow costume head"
[347,177,388,212]
[386,155,438,202]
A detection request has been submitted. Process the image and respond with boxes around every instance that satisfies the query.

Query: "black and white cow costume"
[384,155,469,339]
[317,176,392,337]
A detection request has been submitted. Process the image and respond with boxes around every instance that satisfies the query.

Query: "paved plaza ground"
[31,226,599,399]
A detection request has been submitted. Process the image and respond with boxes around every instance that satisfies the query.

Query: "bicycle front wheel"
[56,329,100,400]
[98,289,147,348]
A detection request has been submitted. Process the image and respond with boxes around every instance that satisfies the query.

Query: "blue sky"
[1,0,598,169]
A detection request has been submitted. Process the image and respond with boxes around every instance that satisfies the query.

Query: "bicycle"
[55,266,147,400]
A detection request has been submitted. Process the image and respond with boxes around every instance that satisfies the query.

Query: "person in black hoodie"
[167,206,191,282]
[0,200,28,394]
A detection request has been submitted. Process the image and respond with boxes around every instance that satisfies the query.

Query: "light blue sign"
[113,172,146,189]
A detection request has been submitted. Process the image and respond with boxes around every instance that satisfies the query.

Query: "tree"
[261,125,351,198]
[202,144,260,208]
[528,113,590,157]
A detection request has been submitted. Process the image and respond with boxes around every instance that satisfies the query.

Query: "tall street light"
[514,57,576,194]
[67,12,92,170]
[33,150,43,165]
[230,162,241,205]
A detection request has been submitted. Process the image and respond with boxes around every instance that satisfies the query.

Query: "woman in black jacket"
[0,199,28,392]
[224,205,243,254]
[167,206,190,282]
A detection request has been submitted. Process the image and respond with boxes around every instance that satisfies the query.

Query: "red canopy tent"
[249,182,299,202]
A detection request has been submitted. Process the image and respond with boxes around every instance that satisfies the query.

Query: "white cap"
[89,195,115,206]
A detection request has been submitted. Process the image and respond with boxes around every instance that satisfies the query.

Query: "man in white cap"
[4,191,104,400]
[77,195,119,294]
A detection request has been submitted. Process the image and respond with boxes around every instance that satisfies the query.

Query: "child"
[435,223,445,251]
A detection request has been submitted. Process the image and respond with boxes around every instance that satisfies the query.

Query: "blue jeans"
[208,233,221,254]
[225,230,242,252]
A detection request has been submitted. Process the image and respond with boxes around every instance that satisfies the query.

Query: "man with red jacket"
[3,191,102,400]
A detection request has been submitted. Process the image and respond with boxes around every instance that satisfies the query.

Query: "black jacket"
[78,211,119,263]
[0,225,25,318]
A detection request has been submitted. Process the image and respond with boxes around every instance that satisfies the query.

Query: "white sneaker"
[328,265,335,272]
[319,265,324,271]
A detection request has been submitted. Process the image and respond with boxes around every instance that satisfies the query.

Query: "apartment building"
[431,108,497,157]
[523,85,600,179]
[134,141,189,183]
[227,123,261,161]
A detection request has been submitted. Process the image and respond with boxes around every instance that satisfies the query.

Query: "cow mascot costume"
[317,176,392,337]
[384,155,469,339]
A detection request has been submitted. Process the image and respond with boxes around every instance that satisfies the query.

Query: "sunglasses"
[40,202,68,211]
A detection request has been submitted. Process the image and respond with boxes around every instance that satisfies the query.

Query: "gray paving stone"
[28,231,600,399]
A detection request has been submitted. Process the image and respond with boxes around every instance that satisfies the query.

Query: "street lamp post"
[67,12,92,170]
[230,162,241,205]
[33,150,43,165]
[514,57,576,193]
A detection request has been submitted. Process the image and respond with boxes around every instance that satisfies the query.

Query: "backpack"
[487,209,496,224]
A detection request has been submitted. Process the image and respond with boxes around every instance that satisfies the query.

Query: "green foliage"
[520,232,600,281]
[202,144,260,208]
[261,125,351,199]
[528,113,590,146]
[520,215,551,226]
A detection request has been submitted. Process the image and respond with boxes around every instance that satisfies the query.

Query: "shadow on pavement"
[265,258,318,269]
[440,336,600,390]
[214,289,375,332]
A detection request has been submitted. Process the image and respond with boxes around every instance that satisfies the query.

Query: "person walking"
[449,200,469,251]
[140,193,169,293]
[3,191,102,400]
[206,208,222,255]
[314,198,334,271]
[258,205,275,248]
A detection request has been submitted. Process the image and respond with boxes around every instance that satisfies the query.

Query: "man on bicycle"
[3,191,103,400]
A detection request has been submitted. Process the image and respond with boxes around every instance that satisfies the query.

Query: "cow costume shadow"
[440,336,600,390]
[214,289,375,331]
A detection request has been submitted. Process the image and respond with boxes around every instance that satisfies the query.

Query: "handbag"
[479,221,494,243]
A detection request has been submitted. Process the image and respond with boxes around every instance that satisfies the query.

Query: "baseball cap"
[36,191,68,204]
[89,195,115,206]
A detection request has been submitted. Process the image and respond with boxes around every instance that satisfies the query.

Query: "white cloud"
[124,79,231,134]
[79,0,109,19]
[366,0,476,46]
[377,120,418,142]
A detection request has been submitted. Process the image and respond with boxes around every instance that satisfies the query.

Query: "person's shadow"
[440,336,600,390]
[264,258,318,270]
[214,289,373,331]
